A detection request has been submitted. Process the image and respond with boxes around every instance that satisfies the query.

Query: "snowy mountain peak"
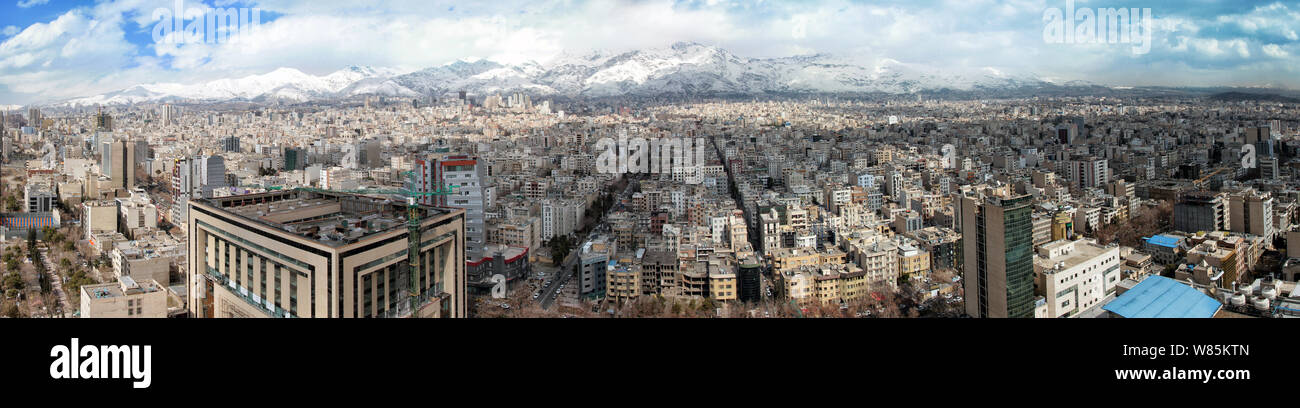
[58,44,1053,107]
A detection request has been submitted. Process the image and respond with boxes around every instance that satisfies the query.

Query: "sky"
[0,0,1297,105]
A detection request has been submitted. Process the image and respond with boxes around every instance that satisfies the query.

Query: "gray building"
[24,183,56,213]
[577,236,613,297]
[1173,191,1227,233]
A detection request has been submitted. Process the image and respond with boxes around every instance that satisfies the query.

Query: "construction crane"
[301,171,460,318]
[1193,166,1230,188]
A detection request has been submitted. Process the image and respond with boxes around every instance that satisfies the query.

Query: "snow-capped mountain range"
[60,42,1058,107]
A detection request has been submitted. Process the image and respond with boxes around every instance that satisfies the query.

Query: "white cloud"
[16,0,50,8]
[1263,44,1289,58]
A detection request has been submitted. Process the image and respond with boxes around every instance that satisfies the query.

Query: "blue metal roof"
[1144,235,1182,249]
[1102,276,1221,318]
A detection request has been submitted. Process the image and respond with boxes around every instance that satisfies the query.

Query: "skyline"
[0,0,1298,105]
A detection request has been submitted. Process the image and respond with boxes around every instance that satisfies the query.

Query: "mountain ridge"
[54,42,1105,107]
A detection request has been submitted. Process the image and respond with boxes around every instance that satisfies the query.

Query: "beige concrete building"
[1226,189,1274,242]
[187,189,467,318]
[898,242,931,281]
[112,247,173,287]
[80,276,167,318]
[83,200,119,239]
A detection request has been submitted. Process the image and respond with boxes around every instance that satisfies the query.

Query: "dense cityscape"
[0,89,1296,319]
[5,0,1298,394]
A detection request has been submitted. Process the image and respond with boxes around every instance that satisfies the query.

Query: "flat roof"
[1144,235,1182,249]
[201,189,455,247]
[1102,276,1222,318]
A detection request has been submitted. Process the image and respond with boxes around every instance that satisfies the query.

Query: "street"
[538,174,638,310]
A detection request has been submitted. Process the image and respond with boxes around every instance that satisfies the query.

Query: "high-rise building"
[417,156,491,259]
[361,139,381,168]
[1065,156,1108,189]
[1226,190,1274,241]
[173,155,228,199]
[28,108,41,129]
[109,139,136,189]
[95,108,113,132]
[284,147,306,171]
[187,190,467,318]
[161,104,179,126]
[222,136,241,153]
[956,192,1035,318]
[1173,191,1228,233]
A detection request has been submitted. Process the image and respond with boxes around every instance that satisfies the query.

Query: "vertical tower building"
[1227,190,1274,241]
[416,155,490,259]
[109,139,136,189]
[222,135,241,153]
[1066,156,1108,189]
[1173,191,1228,233]
[956,192,1035,318]
[95,108,113,132]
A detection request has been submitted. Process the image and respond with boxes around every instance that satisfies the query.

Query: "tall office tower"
[175,155,228,198]
[28,108,40,129]
[133,140,149,169]
[956,192,1035,318]
[1066,156,1108,189]
[187,190,467,318]
[100,140,113,177]
[416,155,490,259]
[161,104,178,126]
[95,108,113,132]
[360,139,381,168]
[1173,191,1228,233]
[109,139,136,189]
[222,136,241,153]
[284,147,305,171]
[1244,127,1271,144]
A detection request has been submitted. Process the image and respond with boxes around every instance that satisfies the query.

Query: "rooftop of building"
[1101,275,1222,318]
[199,189,457,247]
[1035,239,1114,274]
[81,276,163,300]
[1143,234,1184,249]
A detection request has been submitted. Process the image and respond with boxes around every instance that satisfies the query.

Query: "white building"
[1033,239,1122,318]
